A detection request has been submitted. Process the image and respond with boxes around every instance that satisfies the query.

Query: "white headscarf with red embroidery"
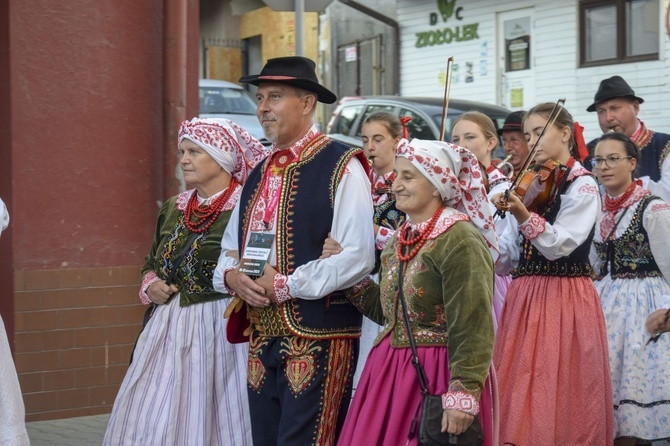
[178,118,268,184]
[397,139,499,263]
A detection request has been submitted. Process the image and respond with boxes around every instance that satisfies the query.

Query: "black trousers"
[247,333,359,446]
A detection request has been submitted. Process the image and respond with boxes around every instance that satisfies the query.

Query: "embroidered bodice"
[594,194,661,279]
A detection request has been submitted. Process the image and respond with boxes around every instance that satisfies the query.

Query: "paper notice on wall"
[510,87,524,108]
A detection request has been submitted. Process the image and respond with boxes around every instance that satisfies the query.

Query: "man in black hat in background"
[586,75,670,202]
[214,56,374,445]
[498,110,529,179]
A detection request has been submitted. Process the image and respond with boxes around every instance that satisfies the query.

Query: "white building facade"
[398,0,670,142]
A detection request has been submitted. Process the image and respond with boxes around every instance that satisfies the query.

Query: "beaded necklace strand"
[183,179,237,233]
[397,205,444,262]
[604,181,636,213]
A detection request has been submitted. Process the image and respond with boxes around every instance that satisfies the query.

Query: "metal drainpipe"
[337,0,400,95]
[164,0,189,197]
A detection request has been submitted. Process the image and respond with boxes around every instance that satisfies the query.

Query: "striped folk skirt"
[103,296,251,446]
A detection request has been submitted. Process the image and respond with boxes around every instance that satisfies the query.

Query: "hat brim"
[497,124,524,135]
[586,94,644,112]
[239,75,337,104]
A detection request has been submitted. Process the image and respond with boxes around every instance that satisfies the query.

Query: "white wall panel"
[397,0,670,140]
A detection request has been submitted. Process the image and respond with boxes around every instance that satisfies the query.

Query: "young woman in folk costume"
[590,131,670,445]
[350,112,410,390]
[334,139,498,445]
[492,102,614,444]
[104,118,267,446]
[361,111,410,270]
[452,111,512,331]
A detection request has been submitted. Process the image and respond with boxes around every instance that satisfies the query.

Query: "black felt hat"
[586,75,644,112]
[497,110,526,135]
[239,56,337,104]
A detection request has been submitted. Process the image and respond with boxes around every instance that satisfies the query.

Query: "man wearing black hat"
[587,75,670,202]
[214,56,374,446]
[498,110,529,179]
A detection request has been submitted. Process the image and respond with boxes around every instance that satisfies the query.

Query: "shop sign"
[415,0,480,48]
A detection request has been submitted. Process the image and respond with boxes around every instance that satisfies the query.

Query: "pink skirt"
[338,335,496,446]
[493,275,614,445]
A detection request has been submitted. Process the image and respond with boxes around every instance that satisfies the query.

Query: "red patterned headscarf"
[178,118,268,184]
[397,139,499,263]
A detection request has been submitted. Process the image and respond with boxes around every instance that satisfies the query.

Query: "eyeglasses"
[590,155,633,169]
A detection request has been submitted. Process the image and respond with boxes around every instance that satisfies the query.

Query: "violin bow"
[438,57,454,142]
[495,98,566,219]
[512,98,566,189]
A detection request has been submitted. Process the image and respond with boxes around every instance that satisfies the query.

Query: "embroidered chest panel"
[594,194,661,279]
[378,238,449,346]
[373,199,406,232]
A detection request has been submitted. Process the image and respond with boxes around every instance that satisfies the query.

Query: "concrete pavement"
[26,414,110,446]
[24,413,670,445]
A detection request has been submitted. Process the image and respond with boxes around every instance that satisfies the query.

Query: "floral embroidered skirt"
[338,335,496,446]
[595,274,670,440]
[494,275,614,445]
[103,296,251,446]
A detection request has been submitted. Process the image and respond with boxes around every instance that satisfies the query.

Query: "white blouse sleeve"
[0,197,8,237]
[213,200,242,294]
[644,156,670,204]
[520,175,600,261]
[286,157,375,299]
[643,197,670,281]
[488,181,518,275]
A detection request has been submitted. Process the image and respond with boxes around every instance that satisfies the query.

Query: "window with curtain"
[580,0,659,67]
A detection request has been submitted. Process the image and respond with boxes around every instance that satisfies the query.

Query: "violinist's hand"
[441,409,474,435]
[492,193,510,212]
[494,191,530,223]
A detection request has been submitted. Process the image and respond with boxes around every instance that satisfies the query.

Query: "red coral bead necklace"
[604,180,636,213]
[184,179,237,233]
[397,204,444,262]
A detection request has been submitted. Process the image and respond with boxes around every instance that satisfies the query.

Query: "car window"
[331,105,364,136]
[399,109,435,140]
[354,105,396,137]
[199,87,257,115]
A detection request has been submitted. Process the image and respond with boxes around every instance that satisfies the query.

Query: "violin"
[495,98,566,219]
[513,160,563,213]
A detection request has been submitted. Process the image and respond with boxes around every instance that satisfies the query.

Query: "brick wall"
[13,265,146,421]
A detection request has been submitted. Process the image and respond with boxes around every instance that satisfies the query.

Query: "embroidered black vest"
[372,199,405,274]
[238,135,366,339]
[594,194,662,279]
[513,170,595,278]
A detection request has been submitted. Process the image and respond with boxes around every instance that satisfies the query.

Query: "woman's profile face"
[451,119,496,167]
[593,138,636,195]
[523,113,569,164]
[362,121,399,175]
[392,157,440,221]
[178,139,224,189]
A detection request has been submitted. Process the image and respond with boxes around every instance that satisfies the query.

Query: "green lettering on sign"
[415,23,480,48]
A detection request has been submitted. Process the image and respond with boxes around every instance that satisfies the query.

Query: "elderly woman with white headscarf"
[334,139,498,446]
[104,118,268,446]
